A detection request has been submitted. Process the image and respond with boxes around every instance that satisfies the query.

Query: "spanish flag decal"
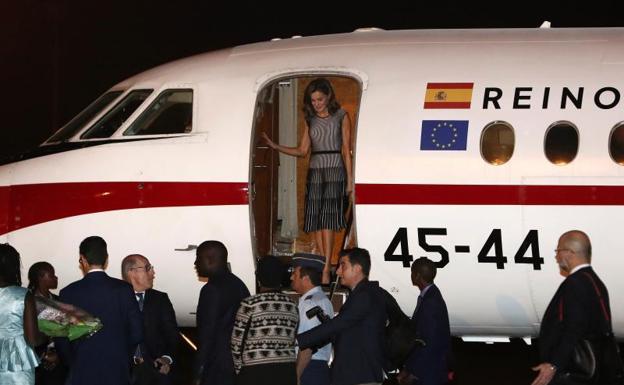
[424,82,474,109]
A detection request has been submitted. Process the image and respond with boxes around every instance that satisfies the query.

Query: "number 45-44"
[384,228,544,270]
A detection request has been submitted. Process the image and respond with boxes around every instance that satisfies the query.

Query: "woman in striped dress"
[262,78,353,283]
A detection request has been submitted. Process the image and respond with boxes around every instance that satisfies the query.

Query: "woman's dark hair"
[28,261,54,291]
[0,243,22,286]
[302,78,341,124]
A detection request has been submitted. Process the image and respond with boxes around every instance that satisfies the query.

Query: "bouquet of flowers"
[35,296,103,341]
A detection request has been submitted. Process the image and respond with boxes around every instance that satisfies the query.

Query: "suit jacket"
[539,266,611,370]
[297,280,387,385]
[131,288,179,385]
[405,284,451,385]
[194,270,250,384]
[57,271,143,385]
[141,289,178,363]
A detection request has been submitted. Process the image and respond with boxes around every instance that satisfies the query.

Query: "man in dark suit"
[532,230,613,385]
[193,240,250,385]
[297,248,387,385]
[57,236,143,385]
[398,257,451,385]
[122,254,179,385]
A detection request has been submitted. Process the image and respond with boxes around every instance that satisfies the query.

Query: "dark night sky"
[2,1,624,158]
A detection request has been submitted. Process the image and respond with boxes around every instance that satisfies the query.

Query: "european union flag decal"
[420,120,468,151]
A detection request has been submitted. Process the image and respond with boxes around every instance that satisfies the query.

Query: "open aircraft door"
[250,75,361,269]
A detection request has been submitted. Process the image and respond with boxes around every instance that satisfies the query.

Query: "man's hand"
[154,357,171,375]
[397,369,417,385]
[42,350,59,370]
[531,363,557,385]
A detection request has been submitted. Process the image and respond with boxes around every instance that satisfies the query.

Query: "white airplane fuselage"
[1,27,623,340]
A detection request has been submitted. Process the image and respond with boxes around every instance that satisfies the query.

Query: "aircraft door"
[250,76,361,266]
[251,85,280,257]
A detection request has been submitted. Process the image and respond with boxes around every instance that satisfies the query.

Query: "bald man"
[122,254,179,385]
[531,231,613,385]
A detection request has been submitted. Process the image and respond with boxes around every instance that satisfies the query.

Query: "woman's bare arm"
[261,125,311,157]
[23,291,43,347]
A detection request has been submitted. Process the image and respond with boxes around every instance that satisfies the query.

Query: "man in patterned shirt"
[291,253,334,385]
[231,256,299,385]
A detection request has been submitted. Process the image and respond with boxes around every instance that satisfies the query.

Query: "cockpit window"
[81,89,153,139]
[124,89,193,136]
[45,91,123,144]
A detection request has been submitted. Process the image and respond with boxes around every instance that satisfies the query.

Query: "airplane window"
[45,91,123,144]
[544,121,578,165]
[81,89,153,139]
[123,89,193,136]
[480,121,514,165]
[609,123,624,165]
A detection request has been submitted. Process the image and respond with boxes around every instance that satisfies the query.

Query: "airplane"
[1,25,623,342]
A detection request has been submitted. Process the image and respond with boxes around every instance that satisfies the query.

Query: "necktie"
[135,292,144,360]
[136,292,144,312]
[415,295,423,314]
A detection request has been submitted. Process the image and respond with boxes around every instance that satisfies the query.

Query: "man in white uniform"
[291,253,334,385]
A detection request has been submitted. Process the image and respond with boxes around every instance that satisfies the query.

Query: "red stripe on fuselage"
[355,184,624,205]
[0,186,9,236]
[1,182,624,236]
[0,182,248,235]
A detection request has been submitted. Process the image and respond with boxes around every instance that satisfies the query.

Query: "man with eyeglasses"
[531,230,614,385]
[122,254,178,385]
[55,236,143,385]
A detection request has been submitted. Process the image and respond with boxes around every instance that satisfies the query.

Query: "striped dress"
[304,108,348,232]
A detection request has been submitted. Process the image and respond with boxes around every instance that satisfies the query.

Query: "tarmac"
[172,329,545,385]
